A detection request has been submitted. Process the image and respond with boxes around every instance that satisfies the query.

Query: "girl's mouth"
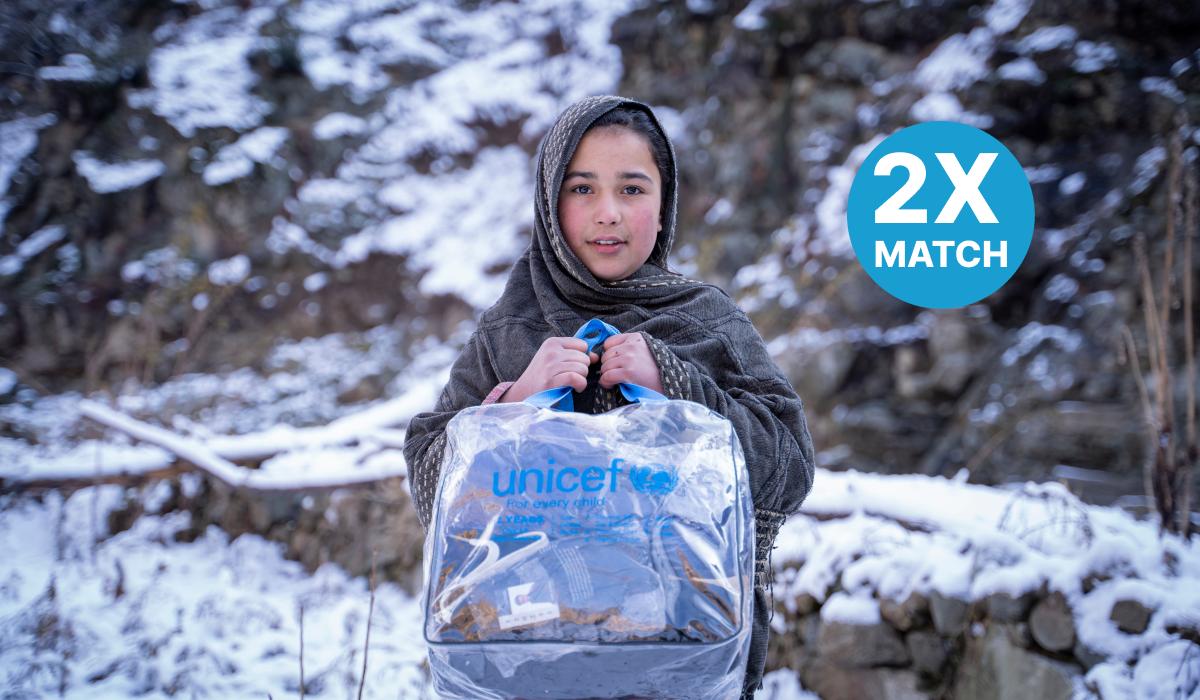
[589,239,625,254]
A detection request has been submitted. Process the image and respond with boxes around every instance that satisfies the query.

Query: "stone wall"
[767,586,1153,699]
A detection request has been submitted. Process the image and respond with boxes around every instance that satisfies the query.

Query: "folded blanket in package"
[422,396,754,700]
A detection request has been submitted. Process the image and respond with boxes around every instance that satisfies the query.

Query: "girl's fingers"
[563,346,594,361]
[557,371,587,392]
[599,368,629,389]
[560,360,590,376]
[560,337,589,352]
[602,334,632,351]
[601,357,629,375]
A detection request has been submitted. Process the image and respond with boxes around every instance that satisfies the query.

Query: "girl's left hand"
[599,333,664,393]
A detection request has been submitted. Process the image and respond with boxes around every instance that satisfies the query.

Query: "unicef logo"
[628,464,678,496]
[846,122,1035,308]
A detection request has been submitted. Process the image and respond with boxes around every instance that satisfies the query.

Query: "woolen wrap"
[404,94,815,698]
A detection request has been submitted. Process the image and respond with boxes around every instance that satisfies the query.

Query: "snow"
[263,0,636,310]
[1073,41,1118,73]
[821,591,883,624]
[1000,322,1083,366]
[298,177,366,208]
[207,254,251,286]
[733,0,779,32]
[1044,273,1080,302]
[303,271,329,292]
[1,116,55,201]
[998,57,1046,84]
[0,225,66,277]
[340,145,531,308]
[1141,77,1186,104]
[0,440,173,482]
[765,319,933,356]
[1128,642,1200,699]
[1131,146,1168,196]
[120,247,198,286]
[915,28,994,93]
[0,490,435,698]
[291,0,438,99]
[1060,171,1087,195]
[37,53,98,82]
[772,469,1200,696]
[1,322,459,488]
[0,367,17,394]
[72,152,166,194]
[983,0,1032,34]
[3,345,1199,697]
[760,669,821,699]
[1016,25,1078,54]
[705,197,734,225]
[813,136,883,258]
[313,112,368,140]
[128,3,280,137]
[1026,163,1063,183]
[911,92,994,128]
[203,126,289,186]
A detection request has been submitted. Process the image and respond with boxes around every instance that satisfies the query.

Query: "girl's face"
[558,127,663,281]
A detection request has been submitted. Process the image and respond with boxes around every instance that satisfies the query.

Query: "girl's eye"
[570,184,592,194]
[623,185,644,195]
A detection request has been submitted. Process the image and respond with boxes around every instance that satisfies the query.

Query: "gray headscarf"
[524,94,710,326]
[404,94,815,697]
[406,92,813,525]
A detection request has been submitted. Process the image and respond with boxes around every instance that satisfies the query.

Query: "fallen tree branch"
[54,400,410,493]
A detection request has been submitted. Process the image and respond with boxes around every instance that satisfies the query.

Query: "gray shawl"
[405,90,814,530]
[403,94,815,695]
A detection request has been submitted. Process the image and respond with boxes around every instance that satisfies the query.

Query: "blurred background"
[0,0,1198,696]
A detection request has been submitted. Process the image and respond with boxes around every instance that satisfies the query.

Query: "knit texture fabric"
[403,94,816,698]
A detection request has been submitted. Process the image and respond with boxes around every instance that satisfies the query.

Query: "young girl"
[404,95,815,699]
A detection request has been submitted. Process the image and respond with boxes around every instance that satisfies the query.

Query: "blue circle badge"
[846,122,1034,308]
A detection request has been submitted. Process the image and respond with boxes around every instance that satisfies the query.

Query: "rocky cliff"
[1,0,1198,502]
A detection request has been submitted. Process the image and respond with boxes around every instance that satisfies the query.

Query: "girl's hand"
[500,336,599,402]
[599,333,663,393]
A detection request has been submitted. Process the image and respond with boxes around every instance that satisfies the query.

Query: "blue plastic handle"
[525,319,667,411]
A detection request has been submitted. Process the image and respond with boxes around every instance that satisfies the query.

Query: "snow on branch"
[70,400,411,492]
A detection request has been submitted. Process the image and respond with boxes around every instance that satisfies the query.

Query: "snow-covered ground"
[0,484,435,699]
[2,422,1197,697]
[779,471,1200,698]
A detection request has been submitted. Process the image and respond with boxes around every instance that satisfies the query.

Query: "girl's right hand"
[499,337,598,402]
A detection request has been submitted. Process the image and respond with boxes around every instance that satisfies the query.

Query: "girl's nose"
[594,193,620,224]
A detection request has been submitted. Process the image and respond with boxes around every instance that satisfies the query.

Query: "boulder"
[801,658,930,700]
[954,626,1082,700]
[817,619,911,667]
[987,591,1036,622]
[798,614,822,646]
[1029,593,1075,652]
[881,591,930,632]
[1004,621,1033,649]
[906,629,950,676]
[930,591,970,636]
[1109,598,1152,634]
[793,592,819,616]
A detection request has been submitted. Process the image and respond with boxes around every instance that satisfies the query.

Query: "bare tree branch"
[1181,136,1197,536]
[70,400,407,493]
[1122,324,1157,506]
[299,604,306,700]
[357,549,377,700]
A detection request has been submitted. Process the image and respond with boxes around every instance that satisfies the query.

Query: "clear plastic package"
[422,397,754,700]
